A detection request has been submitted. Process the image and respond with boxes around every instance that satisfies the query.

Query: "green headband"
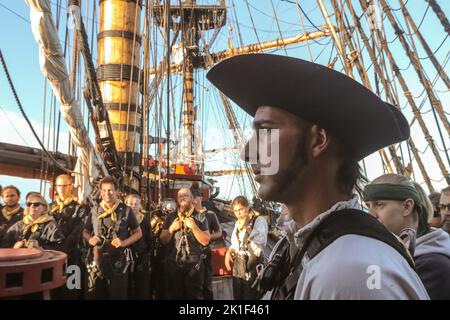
[363,183,429,237]
[363,184,421,204]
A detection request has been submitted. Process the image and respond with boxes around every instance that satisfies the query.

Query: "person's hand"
[184,217,197,230]
[111,238,123,248]
[13,240,25,249]
[89,235,102,246]
[169,219,182,233]
[26,240,40,249]
[225,250,234,271]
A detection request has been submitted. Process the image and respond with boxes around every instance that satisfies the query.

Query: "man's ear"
[310,125,331,158]
[402,199,415,217]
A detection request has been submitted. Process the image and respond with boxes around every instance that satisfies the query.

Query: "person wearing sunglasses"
[1,192,64,251]
[428,192,443,228]
[439,186,450,235]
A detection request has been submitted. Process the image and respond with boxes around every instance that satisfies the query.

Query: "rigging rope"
[0,50,72,174]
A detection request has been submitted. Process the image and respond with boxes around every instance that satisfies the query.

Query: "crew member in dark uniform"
[83,176,142,300]
[160,188,210,299]
[125,194,152,299]
[50,174,89,299]
[0,185,24,242]
[192,189,223,300]
[2,192,64,251]
[149,200,173,299]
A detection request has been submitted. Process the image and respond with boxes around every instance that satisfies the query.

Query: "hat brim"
[206,54,410,160]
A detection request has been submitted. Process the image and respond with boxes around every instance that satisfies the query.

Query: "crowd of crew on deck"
[1,174,450,300]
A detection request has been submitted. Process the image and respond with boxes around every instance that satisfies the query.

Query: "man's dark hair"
[332,139,367,195]
[99,176,118,190]
[429,192,441,207]
[1,185,21,198]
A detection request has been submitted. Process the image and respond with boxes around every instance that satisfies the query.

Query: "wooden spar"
[398,0,450,89]
[425,0,450,37]
[317,0,353,77]
[209,27,335,64]
[97,0,142,191]
[148,28,335,76]
[205,169,252,177]
[0,142,75,181]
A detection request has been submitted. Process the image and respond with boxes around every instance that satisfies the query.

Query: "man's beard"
[5,203,18,208]
[262,132,308,201]
[180,202,191,212]
[442,217,450,234]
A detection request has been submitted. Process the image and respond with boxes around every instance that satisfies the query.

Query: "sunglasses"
[26,202,44,208]
[439,204,450,211]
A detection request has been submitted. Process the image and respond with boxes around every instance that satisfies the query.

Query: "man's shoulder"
[313,234,409,265]
[9,220,24,230]
[300,234,416,285]
[299,234,428,299]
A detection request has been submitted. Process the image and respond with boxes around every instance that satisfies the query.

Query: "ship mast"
[152,0,227,175]
[97,0,142,192]
[150,1,333,187]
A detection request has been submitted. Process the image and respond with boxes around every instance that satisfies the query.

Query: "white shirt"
[267,195,429,300]
[230,215,268,258]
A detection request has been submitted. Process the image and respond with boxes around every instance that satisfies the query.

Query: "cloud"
[0,106,70,153]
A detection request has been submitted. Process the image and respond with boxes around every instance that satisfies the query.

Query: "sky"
[0,0,449,204]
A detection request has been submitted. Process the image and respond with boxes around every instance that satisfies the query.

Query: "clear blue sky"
[0,0,449,203]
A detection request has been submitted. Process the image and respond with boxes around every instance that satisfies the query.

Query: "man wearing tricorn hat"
[207,54,429,299]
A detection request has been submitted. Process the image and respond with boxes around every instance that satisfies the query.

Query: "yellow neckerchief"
[51,195,77,213]
[237,211,256,233]
[98,200,121,222]
[22,213,54,236]
[2,206,21,221]
[177,206,195,223]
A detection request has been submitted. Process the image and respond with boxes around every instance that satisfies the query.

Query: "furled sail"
[26,0,107,200]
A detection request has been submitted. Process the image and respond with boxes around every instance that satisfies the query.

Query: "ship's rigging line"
[0,50,72,175]
[244,0,261,45]
[359,0,450,187]
[377,0,450,163]
[270,0,289,56]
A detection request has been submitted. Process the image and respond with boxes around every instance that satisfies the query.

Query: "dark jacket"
[51,200,89,263]
[0,206,24,241]
[414,227,450,300]
[1,218,65,251]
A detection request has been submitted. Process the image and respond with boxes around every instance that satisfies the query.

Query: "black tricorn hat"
[206,54,410,160]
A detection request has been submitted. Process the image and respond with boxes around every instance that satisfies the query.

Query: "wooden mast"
[97,0,142,191]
